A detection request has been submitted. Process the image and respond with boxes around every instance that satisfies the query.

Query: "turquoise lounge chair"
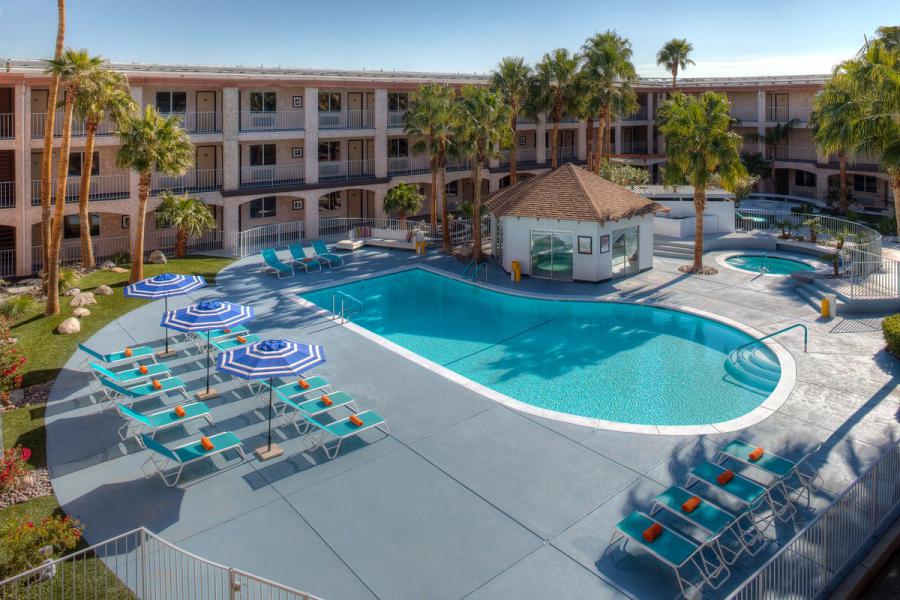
[716,440,822,507]
[607,511,727,598]
[78,343,157,370]
[97,375,190,410]
[273,389,359,433]
[116,401,213,443]
[310,240,344,268]
[261,248,294,278]
[189,324,250,353]
[303,410,389,459]
[89,361,172,386]
[262,375,330,399]
[289,243,323,273]
[210,333,260,354]
[140,432,245,486]
[687,461,795,523]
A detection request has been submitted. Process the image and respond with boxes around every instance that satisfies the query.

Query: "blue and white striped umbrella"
[217,339,326,452]
[124,273,207,354]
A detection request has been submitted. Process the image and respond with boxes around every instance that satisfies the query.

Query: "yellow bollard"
[511,260,521,283]
[821,297,830,318]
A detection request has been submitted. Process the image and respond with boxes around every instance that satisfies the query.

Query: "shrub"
[0,447,32,494]
[0,295,35,320]
[110,251,131,266]
[883,314,900,356]
[0,317,25,405]
[0,515,83,578]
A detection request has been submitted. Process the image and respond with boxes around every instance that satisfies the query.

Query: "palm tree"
[810,76,856,212]
[40,0,66,275]
[656,38,695,91]
[580,31,638,172]
[155,192,216,259]
[453,86,513,263]
[531,49,580,168]
[491,57,532,185]
[382,182,424,225]
[43,49,103,315]
[116,106,194,283]
[405,84,457,251]
[657,92,747,273]
[74,65,136,267]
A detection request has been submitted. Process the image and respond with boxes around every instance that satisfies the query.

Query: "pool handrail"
[331,290,363,323]
[731,323,808,357]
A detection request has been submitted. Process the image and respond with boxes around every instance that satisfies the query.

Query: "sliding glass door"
[611,226,639,278]
[530,229,574,281]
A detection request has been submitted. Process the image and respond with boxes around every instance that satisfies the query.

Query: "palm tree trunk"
[471,160,483,263]
[585,117,594,170]
[439,163,450,253]
[605,114,612,164]
[594,113,605,174]
[78,122,97,268]
[839,152,848,212]
[509,115,518,185]
[671,67,677,92]
[692,187,706,272]
[175,227,187,259]
[429,157,437,232]
[44,93,76,316]
[130,172,151,283]
[890,171,900,236]
[41,0,66,278]
[550,120,559,169]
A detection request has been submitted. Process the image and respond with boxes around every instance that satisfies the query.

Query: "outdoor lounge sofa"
[336,227,418,251]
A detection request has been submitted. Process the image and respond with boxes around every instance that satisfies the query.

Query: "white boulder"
[57,317,81,334]
[68,292,97,307]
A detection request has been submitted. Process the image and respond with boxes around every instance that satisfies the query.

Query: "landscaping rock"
[63,287,81,296]
[57,317,81,334]
[111,266,128,273]
[99,260,116,270]
[4,285,39,295]
[148,250,167,264]
[0,467,53,510]
[72,307,91,317]
[68,292,96,307]
[94,284,113,296]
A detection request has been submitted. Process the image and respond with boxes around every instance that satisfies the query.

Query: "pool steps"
[725,346,780,392]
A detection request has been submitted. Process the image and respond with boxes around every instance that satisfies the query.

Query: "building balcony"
[0,181,14,208]
[516,116,537,126]
[318,159,376,182]
[151,169,223,195]
[31,173,129,205]
[617,141,649,155]
[0,113,13,139]
[764,106,812,124]
[623,106,649,121]
[730,105,758,123]
[771,145,817,163]
[446,158,472,172]
[239,164,304,189]
[826,153,882,171]
[557,146,576,161]
[160,111,222,134]
[31,112,116,139]
[240,110,304,133]
[499,148,538,166]
[388,110,407,128]
[388,155,430,176]
[318,110,375,130]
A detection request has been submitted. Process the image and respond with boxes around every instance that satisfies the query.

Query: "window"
[318,92,341,111]
[388,138,408,158]
[249,196,276,219]
[249,92,276,112]
[853,174,877,193]
[388,93,409,111]
[68,151,100,177]
[445,181,458,196]
[318,141,341,161]
[63,214,99,239]
[319,191,342,212]
[249,144,276,166]
[794,171,816,187]
[155,91,187,114]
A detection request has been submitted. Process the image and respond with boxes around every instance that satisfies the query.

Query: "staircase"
[653,238,694,260]
[725,345,780,392]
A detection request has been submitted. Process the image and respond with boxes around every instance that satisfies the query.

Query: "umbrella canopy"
[217,338,326,380]
[161,299,254,333]
[123,273,207,299]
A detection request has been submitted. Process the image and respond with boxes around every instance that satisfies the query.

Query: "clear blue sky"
[0,0,894,77]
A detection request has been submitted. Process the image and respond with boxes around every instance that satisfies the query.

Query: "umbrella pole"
[196,330,218,400]
[164,297,170,354]
[267,378,273,450]
[256,376,282,460]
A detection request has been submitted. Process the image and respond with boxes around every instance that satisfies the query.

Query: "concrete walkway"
[44,248,900,599]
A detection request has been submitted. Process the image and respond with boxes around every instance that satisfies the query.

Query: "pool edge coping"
[715,250,829,277]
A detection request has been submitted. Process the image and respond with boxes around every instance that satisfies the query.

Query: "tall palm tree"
[74,65,136,267]
[155,192,216,259]
[491,57,532,185]
[405,83,457,251]
[43,49,103,315]
[657,92,746,273]
[656,38,695,91]
[581,31,638,172]
[453,86,513,263]
[116,106,194,283]
[40,0,66,275]
[810,76,856,212]
[531,49,580,168]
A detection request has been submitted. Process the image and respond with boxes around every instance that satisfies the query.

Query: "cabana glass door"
[611,226,639,278]
[530,229,574,281]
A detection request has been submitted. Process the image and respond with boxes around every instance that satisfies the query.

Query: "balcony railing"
[0,181,14,208]
[318,110,375,130]
[730,105,759,122]
[388,155,430,176]
[516,116,537,126]
[388,110,407,128]
[446,158,472,172]
[771,145,817,163]
[623,106,649,121]
[499,148,538,166]
[30,174,129,205]
[239,110,304,132]
[617,141,648,155]
[31,112,116,139]
[557,146,576,161]
[764,105,812,123]
[152,169,223,195]
[239,164,304,188]
[0,249,14,277]
[318,159,375,182]
[160,111,222,134]
[0,113,13,139]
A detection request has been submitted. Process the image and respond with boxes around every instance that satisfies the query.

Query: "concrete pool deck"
[44,247,900,599]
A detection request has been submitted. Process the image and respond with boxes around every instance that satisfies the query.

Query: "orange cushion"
[321,395,333,406]
[303,258,313,263]
[349,414,364,427]
[200,436,215,451]
[223,328,231,334]
[139,365,148,375]
[151,379,162,390]
[681,496,701,513]
[124,347,133,357]
[642,522,663,543]
[717,469,734,485]
[749,447,764,462]
[236,336,246,344]
[174,405,186,418]
[298,379,310,390]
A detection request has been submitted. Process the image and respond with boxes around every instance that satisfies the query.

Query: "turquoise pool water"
[301,269,780,426]
[725,255,814,275]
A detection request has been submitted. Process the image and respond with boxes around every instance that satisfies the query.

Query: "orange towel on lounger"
[236,335,246,344]
[223,328,231,334]
[349,414,364,427]
[174,405,186,418]
[681,496,701,513]
[298,379,310,390]
[200,436,214,451]
[139,365,148,375]
[321,395,333,406]
[124,347,133,357]
[643,523,663,543]
[749,447,765,462]
[151,379,163,390]
[717,469,734,485]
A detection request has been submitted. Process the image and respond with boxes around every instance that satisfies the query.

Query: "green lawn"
[12,256,233,387]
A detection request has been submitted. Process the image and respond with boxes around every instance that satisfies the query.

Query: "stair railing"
[331,291,363,324]
[728,323,808,366]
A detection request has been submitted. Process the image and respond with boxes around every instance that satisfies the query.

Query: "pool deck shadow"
[42,247,900,600]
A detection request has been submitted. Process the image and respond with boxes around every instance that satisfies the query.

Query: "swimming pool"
[301,269,783,428]
[725,254,815,276]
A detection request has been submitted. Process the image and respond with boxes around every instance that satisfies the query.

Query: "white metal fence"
[727,439,900,599]
[388,110,407,128]
[771,145,818,162]
[0,180,14,208]
[228,221,305,258]
[318,159,375,182]
[318,109,375,130]
[0,526,322,600]
[151,169,223,195]
[388,155,430,176]
[0,248,15,277]
[840,247,900,300]
[31,112,116,138]
[734,209,881,255]
[239,110,304,132]
[240,164,304,188]
[30,174,130,205]
[0,112,13,139]
[160,111,222,134]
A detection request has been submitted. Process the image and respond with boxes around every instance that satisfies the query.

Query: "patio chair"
[88,361,172,387]
[303,410,390,459]
[310,240,345,268]
[607,511,728,598]
[116,401,213,443]
[289,243,323,273]
[97,375,191,410]
[273,389,359,433]
[687,461,795,523]
[716,440,823,508]
[78,343,157,370]
[257,375,331,400]
[140,431,246,487]
[210,333,261,354]
[261,248,294,278]
[188,325,250,353]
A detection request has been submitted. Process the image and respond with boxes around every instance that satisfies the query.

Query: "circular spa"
[301,268,789,429]
[724,254,817,276]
